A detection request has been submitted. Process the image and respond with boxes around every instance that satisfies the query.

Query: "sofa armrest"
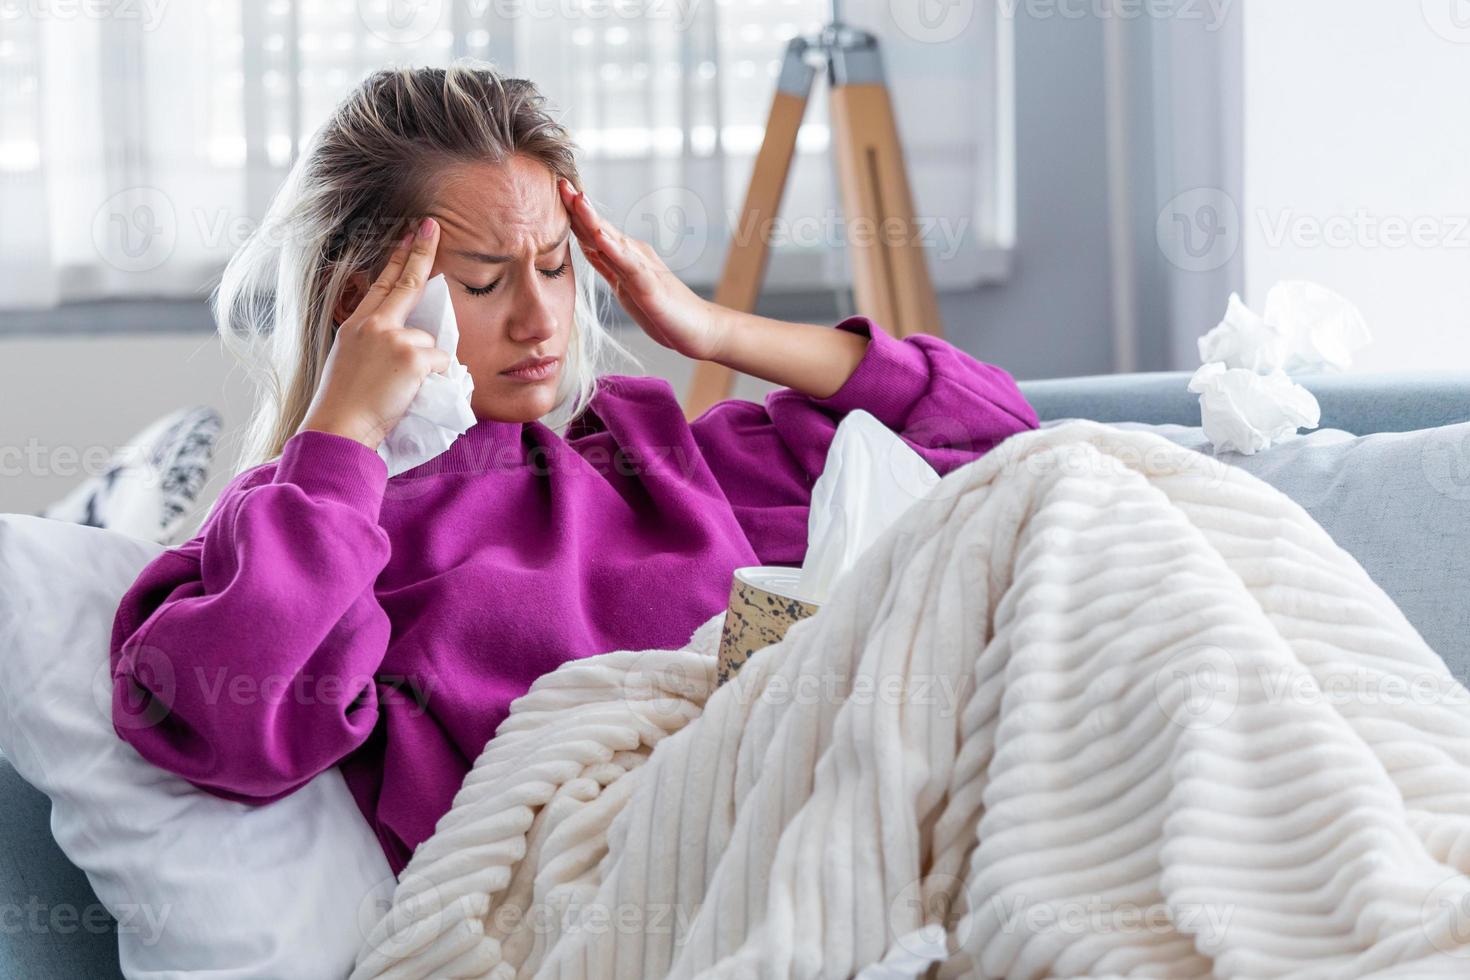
[0,754,123,979]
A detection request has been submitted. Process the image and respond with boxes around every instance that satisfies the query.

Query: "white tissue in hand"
[1197,283,1370,375]
[376,273,477,477]
[797,410,940,605]
[1188,362,1321,455]
[1264,280,1371,373]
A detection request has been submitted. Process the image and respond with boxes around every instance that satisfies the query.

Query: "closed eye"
[464,261,570,297]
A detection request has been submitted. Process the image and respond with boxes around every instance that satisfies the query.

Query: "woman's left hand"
[558,178,728,362]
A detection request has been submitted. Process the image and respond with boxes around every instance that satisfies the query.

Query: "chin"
[472,376,559,422]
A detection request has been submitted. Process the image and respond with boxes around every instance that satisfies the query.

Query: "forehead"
[430,156,563,246]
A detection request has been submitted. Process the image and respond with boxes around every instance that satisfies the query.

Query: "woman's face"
[423,155,577,423]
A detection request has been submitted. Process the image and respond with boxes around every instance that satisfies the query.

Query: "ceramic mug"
[716,565,821,686]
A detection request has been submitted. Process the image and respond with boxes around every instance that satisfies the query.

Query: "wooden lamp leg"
[683,39,815,422]
[681,26,944,419]
[827,35,943,339]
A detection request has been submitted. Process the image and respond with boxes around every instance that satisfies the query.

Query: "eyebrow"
[448,224,571,264]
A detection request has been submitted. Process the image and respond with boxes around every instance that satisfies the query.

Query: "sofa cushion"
[1094,420,1470,683]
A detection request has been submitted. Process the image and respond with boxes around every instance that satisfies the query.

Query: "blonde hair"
[212,61,641,474]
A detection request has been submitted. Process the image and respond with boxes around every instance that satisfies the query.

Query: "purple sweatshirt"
[109,315,1037,876]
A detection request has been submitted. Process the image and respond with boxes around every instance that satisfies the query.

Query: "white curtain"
[0,0,1006,312]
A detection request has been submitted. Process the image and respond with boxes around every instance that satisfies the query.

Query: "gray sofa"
[4,369,1468,978]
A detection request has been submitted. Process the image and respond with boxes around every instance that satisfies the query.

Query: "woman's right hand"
[299,217,451,451]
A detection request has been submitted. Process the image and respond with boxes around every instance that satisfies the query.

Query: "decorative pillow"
[0,514,394,979]
[1045,419,1470,683]
[40,405,222,545]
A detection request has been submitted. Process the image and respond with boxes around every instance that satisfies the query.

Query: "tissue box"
[716,566,820,686]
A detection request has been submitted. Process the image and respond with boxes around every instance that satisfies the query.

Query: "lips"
[500,355,560,382]
[501,355,557,374]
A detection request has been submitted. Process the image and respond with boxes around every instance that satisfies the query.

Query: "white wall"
[0,333,254,528]
[1243,1,1470,371]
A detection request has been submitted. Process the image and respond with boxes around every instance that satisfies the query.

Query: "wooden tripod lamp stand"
[682,7,943,420]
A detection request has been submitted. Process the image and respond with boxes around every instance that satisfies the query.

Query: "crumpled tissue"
[1198,280,1371,374]
[797,409,940,605]
[1192,281,1369,455]
[1187,362,1322,455]
[376,273,477,477]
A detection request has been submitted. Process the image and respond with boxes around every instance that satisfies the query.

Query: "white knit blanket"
[350,421,1470,979]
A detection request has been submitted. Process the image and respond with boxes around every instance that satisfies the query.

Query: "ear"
[330,270,372,328]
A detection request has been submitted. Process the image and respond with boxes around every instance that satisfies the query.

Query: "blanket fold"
[352,421,1470,979]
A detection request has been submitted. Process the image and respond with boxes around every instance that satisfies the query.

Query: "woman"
[108,64,1038,878]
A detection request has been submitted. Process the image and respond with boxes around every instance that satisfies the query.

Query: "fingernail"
[418,217,436,238]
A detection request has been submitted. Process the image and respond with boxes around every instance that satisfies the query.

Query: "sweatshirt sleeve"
[689,314,1039,565]
[109,428,394,804]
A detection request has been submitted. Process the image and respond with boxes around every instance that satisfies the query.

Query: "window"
[0,0,1013,313]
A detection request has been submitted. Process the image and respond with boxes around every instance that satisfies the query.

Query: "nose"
[507,268,558,343]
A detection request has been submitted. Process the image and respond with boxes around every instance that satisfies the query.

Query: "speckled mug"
[716,565,821,686]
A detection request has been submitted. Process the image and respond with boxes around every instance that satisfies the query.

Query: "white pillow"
[0,514,393,979]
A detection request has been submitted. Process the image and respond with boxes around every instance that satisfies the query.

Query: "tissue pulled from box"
[1198,281,1370,375]
[1188,362,1321,456]
[797,410,940,605]
[376,273,477,477]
